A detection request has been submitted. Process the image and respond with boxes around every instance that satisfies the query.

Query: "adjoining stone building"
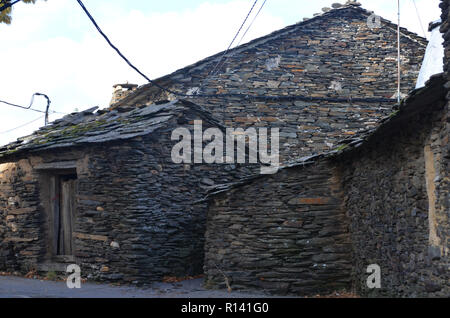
[204,74,449,297]
[203,161,353,295]
[203,3,450,296]
[203,2,447,297]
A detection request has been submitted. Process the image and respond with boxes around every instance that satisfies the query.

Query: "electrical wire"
[77,0,263,97]
[236,0,267,47]
[210,0,268,77]
[0,115,45,134]
[208,0,259,77]
[76,0,180,97]
[0,98,47,114]
[0,94,65,115]
[197,0,267,108]
[411,0,427,39]
[0,0,21,13]
[75,0,398,104]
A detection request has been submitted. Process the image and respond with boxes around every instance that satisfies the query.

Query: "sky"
[0,0,442,146]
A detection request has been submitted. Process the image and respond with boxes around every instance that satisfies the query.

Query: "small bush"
[46,271,58,281]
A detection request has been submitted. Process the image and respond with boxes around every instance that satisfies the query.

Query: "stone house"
[204,73,449,297]
[203,1,450,296]
[0,100,255,283]
[0,0,440,294]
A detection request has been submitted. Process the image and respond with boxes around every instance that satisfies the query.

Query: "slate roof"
[0,100,221,160]
[203,73,447,199]
[114,1,427,107]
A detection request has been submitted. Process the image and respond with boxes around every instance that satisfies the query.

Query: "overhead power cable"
[76,0,179,96]
[0,0,21,13]
[236,0,267,47]
[0,115,45,134]
[198,0,267,113]
[208,0,259,77]
[0,93,65,126]
[210,0,268,77]
[0,99,45,113]
[75,0,398,104]
[0,93,47,113]
[411,0,427,39]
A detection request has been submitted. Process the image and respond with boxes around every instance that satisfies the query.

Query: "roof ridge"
[116,2,427,106]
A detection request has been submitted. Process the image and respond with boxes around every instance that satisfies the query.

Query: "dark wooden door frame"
[58,177,76,256]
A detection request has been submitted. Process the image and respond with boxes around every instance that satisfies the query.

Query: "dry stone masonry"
[0,1,447,297]
[337,75,449,297]
[0,101,256,283]
[204,162,352,296]
[204,74,449,297]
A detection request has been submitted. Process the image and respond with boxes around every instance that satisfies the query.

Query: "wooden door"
[58,178,76,255]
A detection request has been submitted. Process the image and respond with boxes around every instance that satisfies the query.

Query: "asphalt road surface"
[0,275,275,298]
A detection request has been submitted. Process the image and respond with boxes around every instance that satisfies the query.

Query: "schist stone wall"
[337,90,449,297]
[113,5,426,164]
[0,110,256,284]
[204,162,353,296]
[0,160,42,272]
[204,89,449,297]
